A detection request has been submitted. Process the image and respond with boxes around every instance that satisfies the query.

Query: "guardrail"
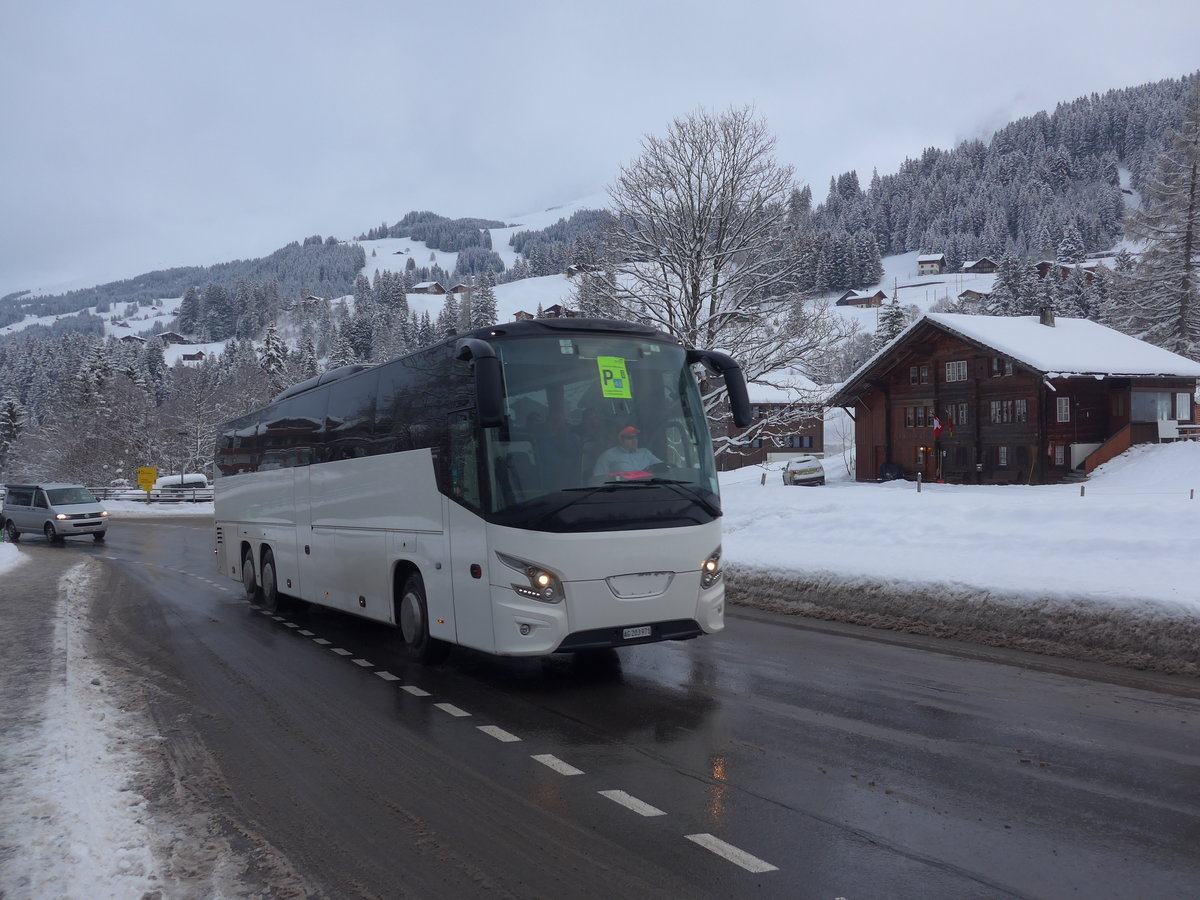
[90,487,213,502]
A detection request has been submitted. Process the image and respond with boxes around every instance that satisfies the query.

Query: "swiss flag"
[932,415,943,438]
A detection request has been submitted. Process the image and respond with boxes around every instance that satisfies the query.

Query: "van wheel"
[44,522,63,543]
[3,520,19,543]
[260,549,284,613]
[399,574,449,664]
[242,549,261,600]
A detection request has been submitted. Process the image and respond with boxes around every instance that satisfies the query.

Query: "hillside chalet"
[828,312,1200,484]
[835,289,888,308]
[917,253,947,275]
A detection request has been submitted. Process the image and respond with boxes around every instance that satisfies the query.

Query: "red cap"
[619,426,640,437]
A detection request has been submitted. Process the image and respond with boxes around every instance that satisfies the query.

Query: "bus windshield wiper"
[640,478,720,516]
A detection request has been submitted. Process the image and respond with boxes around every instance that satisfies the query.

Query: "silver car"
[1,483,110,542]
[781,455,826,486]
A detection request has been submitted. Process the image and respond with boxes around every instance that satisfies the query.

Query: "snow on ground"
[1,563,165,898]
[720,440,1200,616]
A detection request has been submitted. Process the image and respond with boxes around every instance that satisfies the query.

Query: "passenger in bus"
[592,425,663,480]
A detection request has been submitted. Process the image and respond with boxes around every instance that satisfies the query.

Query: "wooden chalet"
[835,289,888,308]
[181,350,207,363]
[411,281,446,294]
[1034,260,1101,283]
[962,257,998,274]
[541,304,581,319]
[157,331,188,345]
[447,283,469,294]
[957,289,990,308]
[917,253,947,275]
[512,310,536,321]
[119,334,147,344]
[716,373,825,471]
[828,312,1200,485]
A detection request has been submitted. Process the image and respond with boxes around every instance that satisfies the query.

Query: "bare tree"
[600,106,855,455]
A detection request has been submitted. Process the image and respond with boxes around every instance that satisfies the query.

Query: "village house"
[956,289,991,310]
[410,281,446,294]
[1034,260,1102,283]
[716,373,825,471]
[835,289,888,308]
[961,257,998,274]
[828,312,1200,485]
[157,330,189,345]
[180,350,207,363]
[917,253,947,275]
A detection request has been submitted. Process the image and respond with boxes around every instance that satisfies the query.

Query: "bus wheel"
[3,520,19,543]
[399,574,449,664]
[260,549,284,613]
[242,548,261,600]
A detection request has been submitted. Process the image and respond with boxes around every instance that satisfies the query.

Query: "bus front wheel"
[399,574,449,664]
[242,548,261,600]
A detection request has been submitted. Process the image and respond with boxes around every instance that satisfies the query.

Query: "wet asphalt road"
[21,516,1200,898]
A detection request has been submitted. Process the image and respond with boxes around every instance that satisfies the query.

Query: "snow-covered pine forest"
[0,73,1197,486]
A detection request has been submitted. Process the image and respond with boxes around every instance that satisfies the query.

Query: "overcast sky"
[2,0,1197,298]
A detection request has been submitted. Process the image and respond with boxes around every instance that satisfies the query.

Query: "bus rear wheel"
[260,549,284,613]
[399,574,449,664]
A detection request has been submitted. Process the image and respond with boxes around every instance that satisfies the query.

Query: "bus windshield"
[474,334,719,528]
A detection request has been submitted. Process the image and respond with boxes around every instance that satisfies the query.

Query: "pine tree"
[1057,221,1086,263]
[177,285,201,336]
[1121,82,1200,358]
[471,270,498,328]
[0,394,26,473]
[258,322,289,392]
[873,298,907,350]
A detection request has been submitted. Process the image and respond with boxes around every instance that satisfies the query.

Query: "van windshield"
[46,487,99,505]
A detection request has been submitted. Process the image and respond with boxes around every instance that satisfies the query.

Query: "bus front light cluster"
[496,552,565,604]
[701,547,722,589]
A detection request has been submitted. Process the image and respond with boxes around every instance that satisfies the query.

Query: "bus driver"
[592,425,663,480]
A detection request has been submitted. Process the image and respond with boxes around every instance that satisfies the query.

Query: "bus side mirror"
[686,348,752,428]
[455,339,506,428]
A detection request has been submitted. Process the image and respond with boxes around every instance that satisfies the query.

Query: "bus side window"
[448,414,483,510]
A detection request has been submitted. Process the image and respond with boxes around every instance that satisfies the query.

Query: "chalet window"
[926,406,936,426]
[751,406,761,420]
[751,438,763,448]
[990,358,1003,377]
[1131,392,1172,421]
[1015,399,1028,423]
[920,365,930,384]
[1005,359,1014,376]
[916,406,926,427]
[957,402,969,426]
[946,360,967,382]
[905,407,914,427]
[990,400,1014,424]
[1057,397,1071,423]
[997,446,1009,467]
[909,367,918,385]
[1177,393,1192,421]
[1054,445,1065,466]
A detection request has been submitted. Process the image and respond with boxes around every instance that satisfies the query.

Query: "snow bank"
[719,441,1200,673]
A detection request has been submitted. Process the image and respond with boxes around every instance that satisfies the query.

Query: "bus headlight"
[701,547,722,589]
[496,552,565,603]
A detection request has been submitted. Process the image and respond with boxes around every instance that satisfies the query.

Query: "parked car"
[782,455,825,486]
[110,473,213,502]
[1,483,109,542]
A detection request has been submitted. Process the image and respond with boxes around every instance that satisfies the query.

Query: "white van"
[152,473,213,501]
[1,483,110,542]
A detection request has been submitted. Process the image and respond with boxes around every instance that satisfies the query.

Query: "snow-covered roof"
[927,314,1200,377]
[917,253,945,262]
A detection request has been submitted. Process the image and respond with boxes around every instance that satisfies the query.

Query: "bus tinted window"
[261,393,325,470]
[325,370,379,462]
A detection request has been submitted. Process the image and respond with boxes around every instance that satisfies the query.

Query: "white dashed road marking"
[532,754,584,776]
[375,671,400,682]
[401,686,430,697]
[298,630,314,636]
[331,648,352,656]
[351,658,373,667]
[313,638,331,645]
[685,834,778,873]
[478,725,521,742]
[435,703,471,717]
[598,790,666,817]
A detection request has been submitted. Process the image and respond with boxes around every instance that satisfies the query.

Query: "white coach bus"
[214,318,750,663]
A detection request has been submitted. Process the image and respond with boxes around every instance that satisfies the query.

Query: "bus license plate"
[623,625,652,640]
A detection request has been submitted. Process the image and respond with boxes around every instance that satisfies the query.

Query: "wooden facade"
[830,315,1199,484]
[835,289,888,308]
[716,401,824,471]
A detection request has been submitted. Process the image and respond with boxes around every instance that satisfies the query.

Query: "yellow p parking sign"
[597,357,631,398]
